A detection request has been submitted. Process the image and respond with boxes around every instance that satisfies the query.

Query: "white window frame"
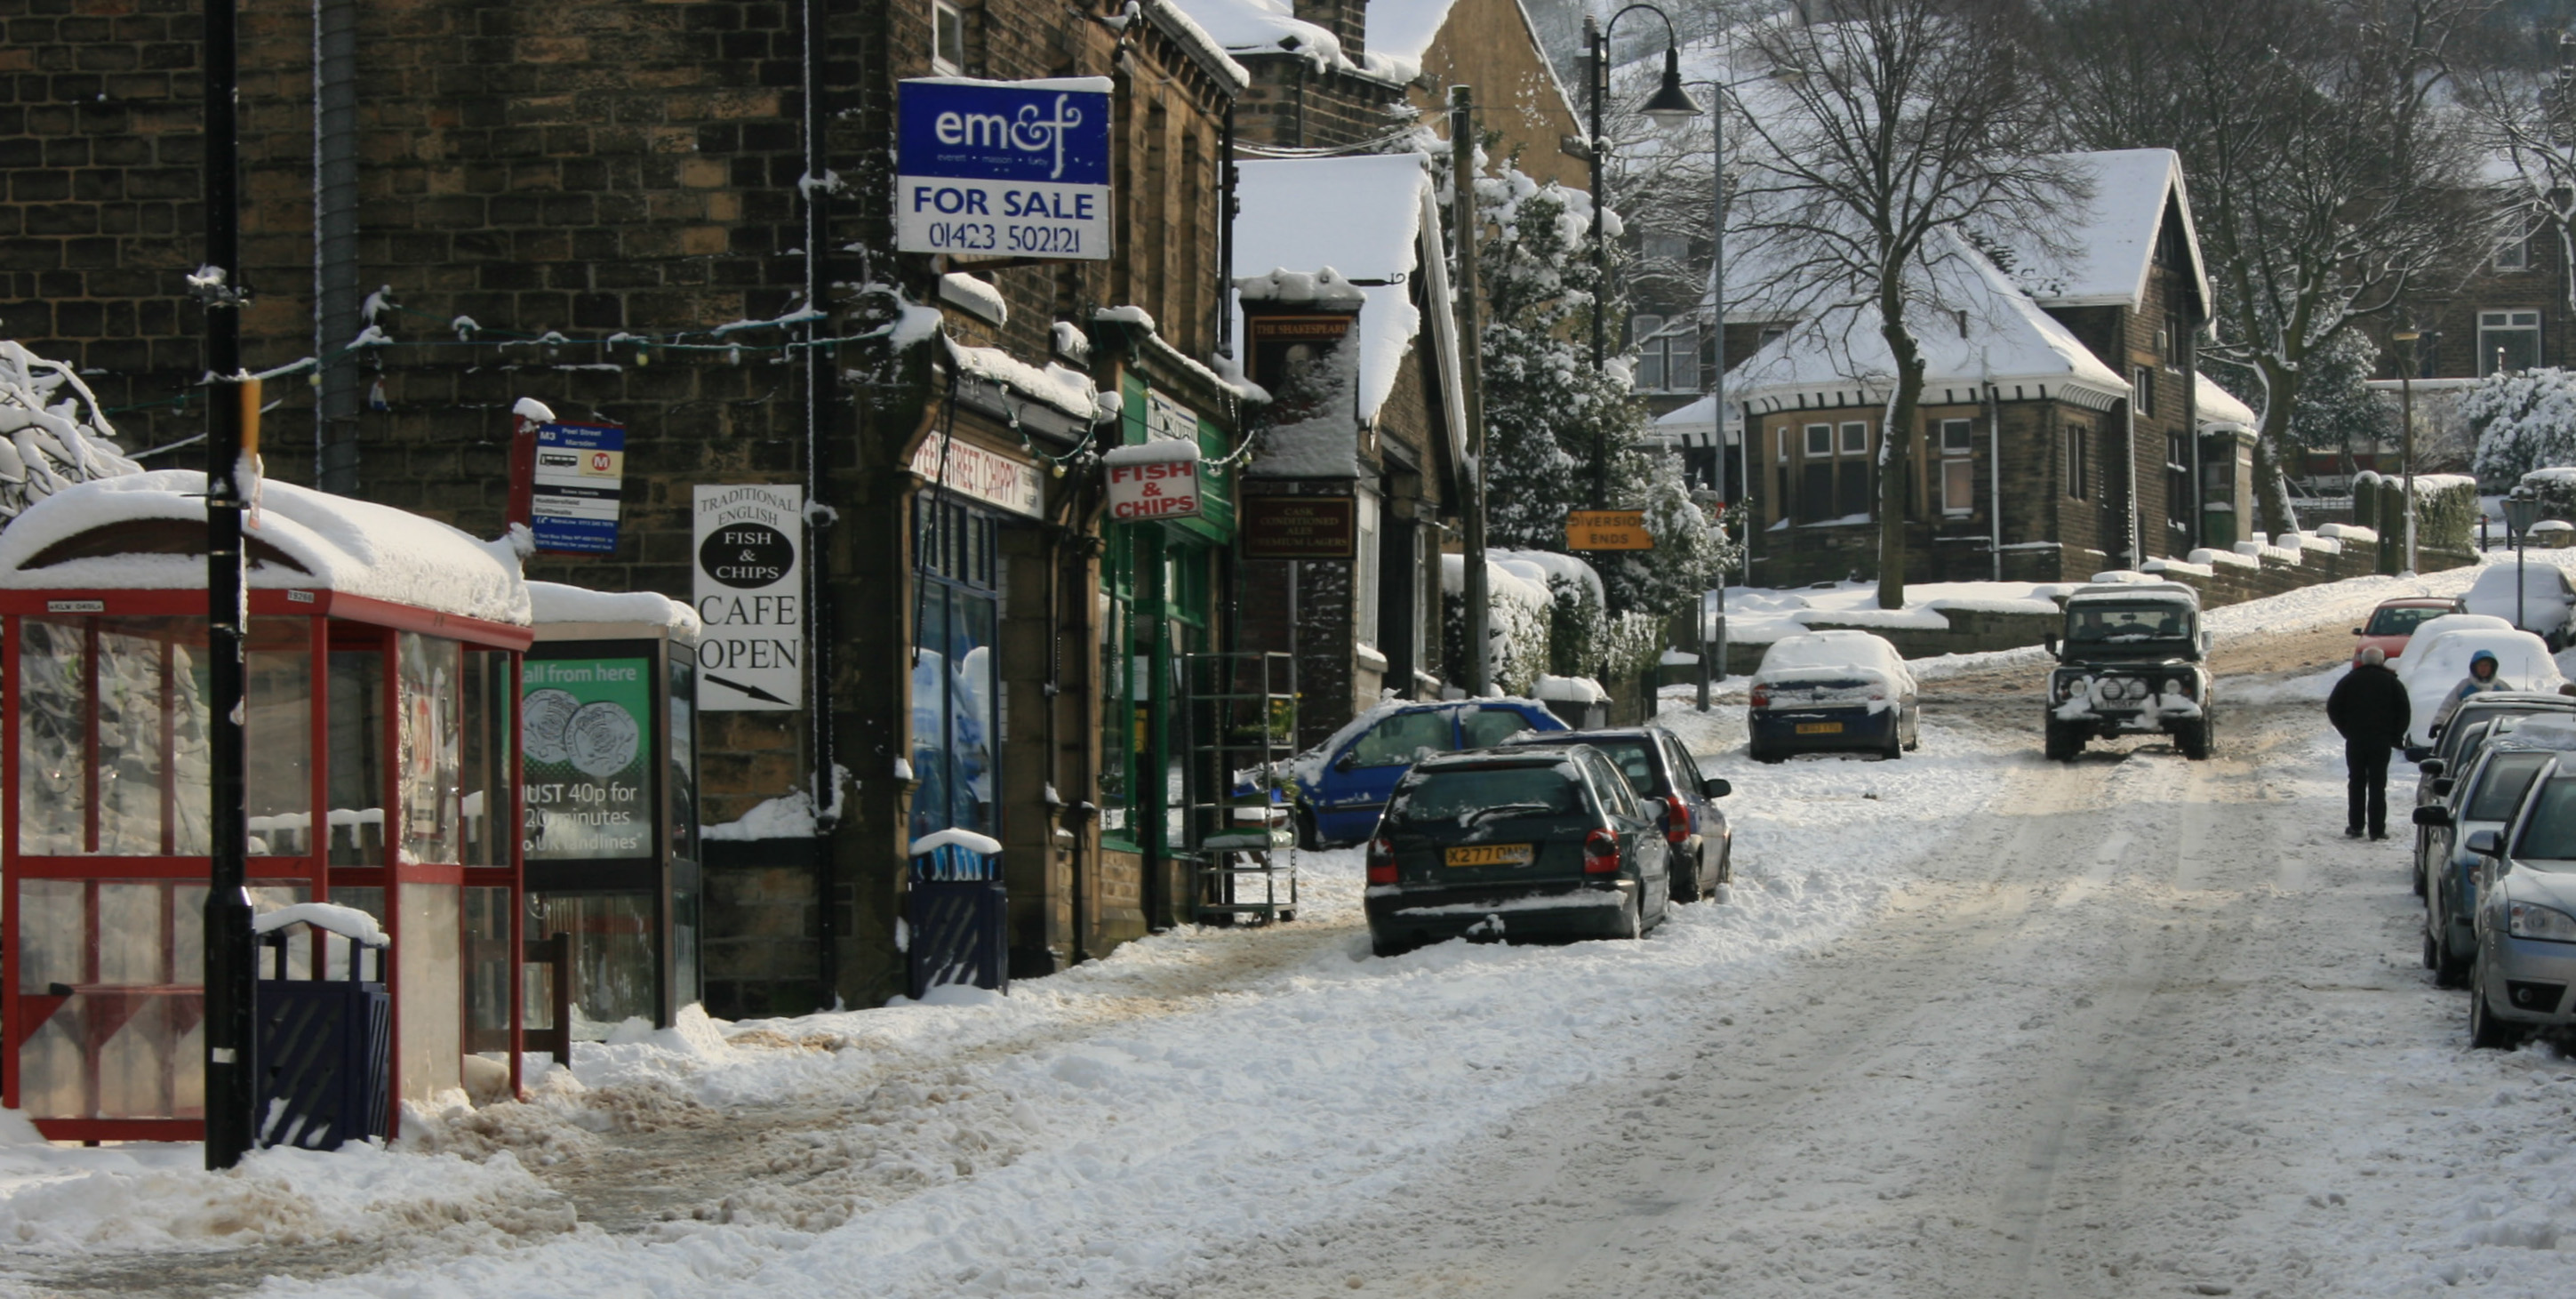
[1353,489,1380,650]
[1776,426,1790,463]
[2481,309,2541,375]
[2495,221,2532,272]
[932,0,965,74]
[1838,421,1869,456]
[1804,423,1832,457]
[1938,418,1973,516]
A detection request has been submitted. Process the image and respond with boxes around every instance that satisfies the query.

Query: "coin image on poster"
[523,688,580,766]
[566,701,642,778]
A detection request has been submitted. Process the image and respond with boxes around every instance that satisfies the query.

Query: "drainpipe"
[1986,370,2001,582]
[801,0,840,1005]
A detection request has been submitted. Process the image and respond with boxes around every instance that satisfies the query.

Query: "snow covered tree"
[2462,366,2576,484]
[1732,0,2083,609]
[2044,0,2493,533]
[2205,326,2392,483]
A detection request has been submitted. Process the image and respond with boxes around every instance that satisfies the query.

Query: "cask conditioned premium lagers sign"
[896,76,1111,261]
[694,485,804,711]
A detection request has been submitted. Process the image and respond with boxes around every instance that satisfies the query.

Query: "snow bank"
[1792,606,1950,631]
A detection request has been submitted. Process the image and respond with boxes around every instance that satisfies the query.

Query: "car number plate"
[1444,843,1534,867]
[1795,721,1844,734]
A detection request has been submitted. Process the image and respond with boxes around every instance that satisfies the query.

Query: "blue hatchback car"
[1292,701,1569,847]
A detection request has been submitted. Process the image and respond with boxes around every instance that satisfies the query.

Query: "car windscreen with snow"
[2064,601,2193,650]
[1387,765,1588,827]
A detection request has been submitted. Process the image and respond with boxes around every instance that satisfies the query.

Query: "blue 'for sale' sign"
[897,77,1112,261]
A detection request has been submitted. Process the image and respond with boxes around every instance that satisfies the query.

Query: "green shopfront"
[1097,375,1237,935]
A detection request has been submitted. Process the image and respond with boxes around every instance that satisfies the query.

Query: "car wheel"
[2412,853,2427,898]
[2044,720,2081,762]
[1618,892,1644,942]
[1752,742,1784,765]
[2471,977,2524,1050]
[1370,933,1405,958]
[1293,806,1322,853]
[2178,718,2212,761]
[2422,928,2440,971]
[2436,938,2471,990]
[1669,856,1700,905]
[1882,732,1903,761]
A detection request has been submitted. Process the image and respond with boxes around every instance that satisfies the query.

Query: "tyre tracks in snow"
[1168,690,2351,1299]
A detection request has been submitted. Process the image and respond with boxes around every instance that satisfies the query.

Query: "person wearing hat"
[2328,645,2411,840]
[2430,648,2509,735]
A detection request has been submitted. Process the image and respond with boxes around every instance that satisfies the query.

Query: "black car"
[1364,745,1672,957]
[1507,725,1732,903]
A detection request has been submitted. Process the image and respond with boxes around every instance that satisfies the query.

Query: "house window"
[1801,461,1835,521]
[2481,310,2541,375]
[932,0,965,73]
[1804,423,1832,457]
[2166,432,2192,526]
[1776,426,1791,463]
[1939,418,1974,517]
[2132,365,2156,419]
[2066,424,2090,500]
[1631,316,1698,392]
[2155,324,2173,369]
[2495,222,2531,272]
[1839,421,1869,456]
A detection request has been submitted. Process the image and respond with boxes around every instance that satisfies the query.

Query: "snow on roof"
[1234,154,1439,466]
[941,335,1107,423]
[0,340,141,525]
[1137,0,1254,92]
[0,469,532,626]
[1488,547,1603,607]
[2067,581,2198,607]
[1754,629,1915,687]
[1164,0,1370,83]
[1992,149,2211,314]
[2196,373,2257,432]
[1727,232,2130,413]
[1362,0,1460,81]
[529,581,702,643]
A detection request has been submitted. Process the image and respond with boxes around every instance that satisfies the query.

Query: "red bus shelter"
[0,470,533,1143]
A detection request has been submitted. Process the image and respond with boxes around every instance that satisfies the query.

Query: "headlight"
[2055,677,2079,702]
[2162,678,2181,696]
[2123,678,2150,700]
[2508,900,2576,943]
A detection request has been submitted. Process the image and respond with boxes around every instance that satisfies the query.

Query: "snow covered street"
[10,570,2576,1297]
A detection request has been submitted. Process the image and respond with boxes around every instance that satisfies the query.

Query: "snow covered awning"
[530,580,703,645]
[0,469,533,629]
[2196,373,2258,437]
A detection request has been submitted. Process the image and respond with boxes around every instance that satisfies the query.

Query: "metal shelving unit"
[1178,651,1299,925]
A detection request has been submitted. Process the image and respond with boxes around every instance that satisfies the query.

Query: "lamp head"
[1639,47,1705,128]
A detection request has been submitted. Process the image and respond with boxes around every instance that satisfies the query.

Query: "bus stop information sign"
[896,76,1112,261]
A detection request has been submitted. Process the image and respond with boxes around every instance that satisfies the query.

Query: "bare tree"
[2461,32,2576,317]
[2047,0,2495,534]
[1730,0,2082,609]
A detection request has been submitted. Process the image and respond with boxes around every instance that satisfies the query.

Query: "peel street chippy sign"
[897,76,1111,261]
[693,484,804,711]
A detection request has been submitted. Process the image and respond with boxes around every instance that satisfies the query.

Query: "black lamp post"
[2508,489,2542,633]
[1586,3,1700,509]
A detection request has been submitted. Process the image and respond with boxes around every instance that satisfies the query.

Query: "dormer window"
[932,0,965,74]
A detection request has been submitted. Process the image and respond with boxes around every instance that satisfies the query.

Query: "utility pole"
[198,0,256,1171]
[2393,326,2420,575]
[1585,13,1609,510]
[1452,86,1492,696]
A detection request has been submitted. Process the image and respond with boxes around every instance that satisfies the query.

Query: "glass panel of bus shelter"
[531,891,656,1033]
[396,880,461,1103]
[14,616,216,857]
[247,618,315,856]
[397,633,462,865]
[460,651,513,869]
[668,656,697,865]
[464,886,512,1054]
[328,649,386,865]
[15,880,308,1119]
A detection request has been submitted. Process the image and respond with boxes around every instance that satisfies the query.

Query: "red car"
[2353,596,2467,664]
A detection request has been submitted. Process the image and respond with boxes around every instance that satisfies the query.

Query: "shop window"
[911,497,1001,845]
[1939,418,1974,517]
[1355,491,1380,649]
[1099,532,1138,840]
[2481,310,2540,375]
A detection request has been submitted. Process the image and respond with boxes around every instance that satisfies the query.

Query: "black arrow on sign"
[705,673,793,706]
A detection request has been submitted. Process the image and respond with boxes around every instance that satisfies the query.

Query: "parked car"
[1289,700,1569,848]
[2402,629,2564,748]
[1507,725,1733,902]
[2351,596,2466,665]
[2394,614,2516,686]
[1748,629,1920,763]
[1363,744,1671,956]
[2407,693,2576,894]
[2463,755,2576,1046]
[2462,562,2576,650]
[2413,722,2572,986]
[2043,581,2215,761]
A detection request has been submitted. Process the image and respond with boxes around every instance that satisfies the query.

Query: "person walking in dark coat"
[2327,645,2412,839]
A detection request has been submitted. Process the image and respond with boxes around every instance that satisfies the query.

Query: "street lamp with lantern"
[2508,488,2543,632]
[1585,3,1700,509]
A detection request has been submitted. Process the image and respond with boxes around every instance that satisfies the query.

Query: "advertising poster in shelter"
[523,657,653,860]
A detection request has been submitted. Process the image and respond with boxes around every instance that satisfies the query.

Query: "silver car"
[2414,739,2561,987]
[2464,746,2576,1047]
[2410,694,2576,895]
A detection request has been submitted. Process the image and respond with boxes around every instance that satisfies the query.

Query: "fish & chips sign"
[897,76,1111,261]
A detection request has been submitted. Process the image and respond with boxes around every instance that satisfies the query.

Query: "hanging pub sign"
[531,422,626,554]
[896,76,1112,261]
[693,484,804,711]
[1103,441,1204,522]
[1242,494,1356,559]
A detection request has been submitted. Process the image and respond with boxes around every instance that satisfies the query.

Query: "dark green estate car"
[1363,745,1671,957]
